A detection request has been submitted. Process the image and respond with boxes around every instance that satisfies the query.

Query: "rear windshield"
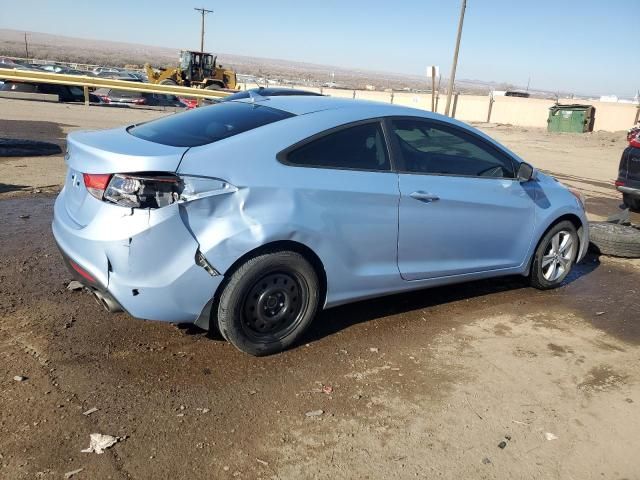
[128,102,294,147]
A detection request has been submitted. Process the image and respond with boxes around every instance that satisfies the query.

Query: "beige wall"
[490,96,555,127]
[240,83,637,132]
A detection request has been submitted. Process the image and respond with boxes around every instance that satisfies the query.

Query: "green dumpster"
[547,104,596,133]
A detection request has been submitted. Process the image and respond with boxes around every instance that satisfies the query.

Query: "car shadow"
[301,254,601,347]
[184,256,601,346]
[0,120,73,150]
[0,183,30,194]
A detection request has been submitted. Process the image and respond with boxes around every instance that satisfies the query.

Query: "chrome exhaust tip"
[92,290,123,313]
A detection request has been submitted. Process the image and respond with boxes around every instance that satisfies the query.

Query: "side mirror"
[517,162,535,182]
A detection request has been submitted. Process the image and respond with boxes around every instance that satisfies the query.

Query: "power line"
[194,7,214,53]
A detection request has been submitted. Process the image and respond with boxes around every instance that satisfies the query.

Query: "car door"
[388,117,536,281]
[276,120,401,292]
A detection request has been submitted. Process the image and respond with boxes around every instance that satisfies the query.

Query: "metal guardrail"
[0,68,231,104]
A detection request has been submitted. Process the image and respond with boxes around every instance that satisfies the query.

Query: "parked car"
[124,71,147,82]
[40,64,68,73]
[92,67,124,75]
[39,65,87,76]
[616,126,640,210]
[92,71,142,81]
[0,57,18,68]
[0,81,102,103]
[0,61,43,72]
[52,96,589,356]
[93,87,186,107]
[176,87,322,110]
[177,97,218,109]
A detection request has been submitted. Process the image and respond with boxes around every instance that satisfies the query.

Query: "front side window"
[284,122,390,171]
[391,119,515,178]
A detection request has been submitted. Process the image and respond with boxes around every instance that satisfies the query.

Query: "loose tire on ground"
[530,220,579,290]
[589,222,640,258]
[216,251,320,356]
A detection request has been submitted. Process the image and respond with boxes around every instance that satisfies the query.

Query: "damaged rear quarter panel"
[103,203,222,321]
[176,109,401,307]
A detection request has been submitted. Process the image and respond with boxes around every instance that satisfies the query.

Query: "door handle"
[410,191,440,203]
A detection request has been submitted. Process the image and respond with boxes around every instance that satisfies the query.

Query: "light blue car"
[52,95,589,355]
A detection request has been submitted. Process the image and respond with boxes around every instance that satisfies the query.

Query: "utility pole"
[431,66,436,112]
[24,32,30,59]
[194,7,213,53]
[444,0,467,116]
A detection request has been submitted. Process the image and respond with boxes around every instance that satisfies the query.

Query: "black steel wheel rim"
[242,270,308,339]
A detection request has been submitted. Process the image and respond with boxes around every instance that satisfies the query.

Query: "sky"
[0,0,636,96]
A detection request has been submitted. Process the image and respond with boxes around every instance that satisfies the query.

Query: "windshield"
[128,101,294,147]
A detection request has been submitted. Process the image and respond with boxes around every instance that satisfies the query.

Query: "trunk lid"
[63,128,188,227]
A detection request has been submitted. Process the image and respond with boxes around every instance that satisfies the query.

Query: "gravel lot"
[1,98,639,479]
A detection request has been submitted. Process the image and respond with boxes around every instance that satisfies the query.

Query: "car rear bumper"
[57,245,125,313]
[617,185,640,198]
[52,190,223,324]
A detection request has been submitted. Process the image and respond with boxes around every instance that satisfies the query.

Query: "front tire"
[530,221,579,290]
[216,251,320,356]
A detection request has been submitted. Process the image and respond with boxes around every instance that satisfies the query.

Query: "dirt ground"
[1,98,640,480]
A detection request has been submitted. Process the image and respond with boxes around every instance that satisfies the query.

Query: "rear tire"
[205,83,223,90]
[530,221,579,290]
[589,222,640,258]
[216,251,320,356]
[623,193,640,212]
[160,79,177,86]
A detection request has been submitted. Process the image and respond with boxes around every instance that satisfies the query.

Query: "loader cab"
[179,50,216,83]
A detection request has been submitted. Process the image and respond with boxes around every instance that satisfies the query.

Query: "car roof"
[233,95,432,117]
[230,95,526,164]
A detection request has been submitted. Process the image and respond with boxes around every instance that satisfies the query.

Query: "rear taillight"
[630,132,640,148]
[69,260,96,283]
[83,173,111,199]
[615,180,625,187]
[104,174,181,208]
[83,172,234,209]
[131,98,146,105]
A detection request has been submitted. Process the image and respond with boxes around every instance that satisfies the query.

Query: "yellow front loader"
[145,50,237,90]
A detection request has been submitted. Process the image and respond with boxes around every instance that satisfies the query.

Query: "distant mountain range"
[0,28,557,96]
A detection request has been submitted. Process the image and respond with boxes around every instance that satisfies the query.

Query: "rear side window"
[129,102,294,147]
[284,122,390,171]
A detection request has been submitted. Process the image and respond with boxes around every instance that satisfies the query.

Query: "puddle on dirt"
[558,255,640,344]
[547,343,575,356]
[577,365,628,393]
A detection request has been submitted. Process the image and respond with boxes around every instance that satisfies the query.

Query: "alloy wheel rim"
[541,231,574,282]
[242,271,306,338]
